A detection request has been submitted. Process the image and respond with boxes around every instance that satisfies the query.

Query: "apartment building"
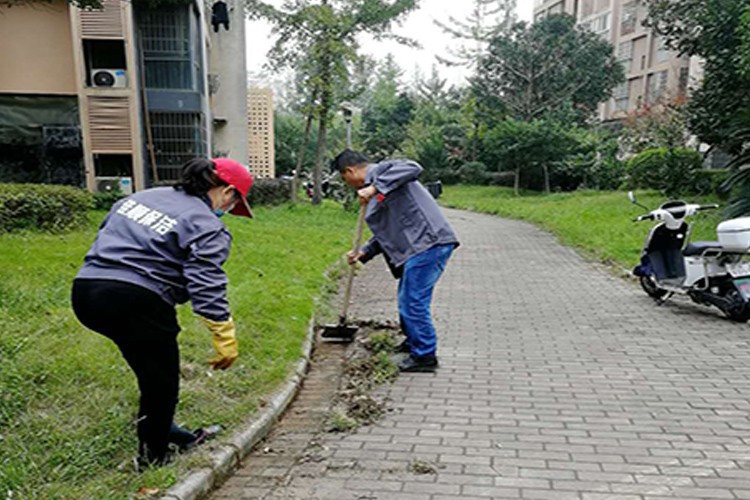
[0,0,248,192]
[247,88,275,179]
[533,0,701,123]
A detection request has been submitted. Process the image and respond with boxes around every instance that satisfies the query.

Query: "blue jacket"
[76,187,232,321]
[360,159,459,269]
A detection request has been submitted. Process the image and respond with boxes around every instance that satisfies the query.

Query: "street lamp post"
[341,102,354,149]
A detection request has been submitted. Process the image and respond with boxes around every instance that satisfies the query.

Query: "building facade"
[0,0,248,192]
[247,88,275,179]
[533,0,699,123]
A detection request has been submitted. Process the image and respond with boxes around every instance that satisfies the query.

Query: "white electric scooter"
[630,192,750,322]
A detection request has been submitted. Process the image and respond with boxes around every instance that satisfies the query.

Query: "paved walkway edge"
[159,317,316,500]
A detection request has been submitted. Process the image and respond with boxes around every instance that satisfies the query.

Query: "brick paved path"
[212,208,750,499]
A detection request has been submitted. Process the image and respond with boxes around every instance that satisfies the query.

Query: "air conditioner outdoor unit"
[91,69,128,88]
[95,176,133,195]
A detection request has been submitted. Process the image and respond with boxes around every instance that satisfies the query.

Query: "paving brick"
[209,209,750,499]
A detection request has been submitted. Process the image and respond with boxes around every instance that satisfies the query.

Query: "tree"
[619,98,691,156]
[246,0,418,204]
[360,55,414,159]
[434,0,517,69]
[473,14,625,124]
[645,0,750,153]
[645,0,750,216]
[482,119,581,194]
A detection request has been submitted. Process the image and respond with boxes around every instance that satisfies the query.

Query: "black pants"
[72,279,180,464]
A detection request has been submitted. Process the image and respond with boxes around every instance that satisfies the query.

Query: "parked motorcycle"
[630,192,750,322]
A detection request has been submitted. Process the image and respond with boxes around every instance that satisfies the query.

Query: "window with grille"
[678,67,690,95]
[138,9,193,90]
[149,112,206,181]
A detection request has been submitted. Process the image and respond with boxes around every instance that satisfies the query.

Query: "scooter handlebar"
[633,214,655,222]
[697,204,720,211]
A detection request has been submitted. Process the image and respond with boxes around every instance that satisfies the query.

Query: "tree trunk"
[312,87,331,205]
[543,164,550,194]
[292,104,315,204]
[514,166,520,196]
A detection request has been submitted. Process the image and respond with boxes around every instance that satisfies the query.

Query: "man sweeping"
[331,149,459,372]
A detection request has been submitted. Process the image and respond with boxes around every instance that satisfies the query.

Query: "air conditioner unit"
[91,69,127,88]
[95,176,133,195]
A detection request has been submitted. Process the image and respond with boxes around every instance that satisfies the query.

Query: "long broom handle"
[339,203,367,323]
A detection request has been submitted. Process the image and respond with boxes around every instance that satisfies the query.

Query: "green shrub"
[458,162,489,185]
[693,169,729,198]
[247,178,292,206]
[92,189,126,211]
[0,183,92,233]
[626,147,703,196]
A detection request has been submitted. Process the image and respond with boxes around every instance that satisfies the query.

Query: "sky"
[245,0,535,88]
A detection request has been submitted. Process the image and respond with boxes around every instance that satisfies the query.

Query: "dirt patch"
[324,321,403,432]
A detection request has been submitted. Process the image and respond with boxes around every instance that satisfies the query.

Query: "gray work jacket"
[360,159,459,269]
[76,187,233,321]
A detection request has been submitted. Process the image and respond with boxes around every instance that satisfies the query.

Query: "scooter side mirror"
[628,191,637,204]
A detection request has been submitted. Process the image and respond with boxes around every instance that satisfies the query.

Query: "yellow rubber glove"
[201,317,239,370]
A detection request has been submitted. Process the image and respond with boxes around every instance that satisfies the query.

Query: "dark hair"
[174,158,226,196]
[329,149,369,174]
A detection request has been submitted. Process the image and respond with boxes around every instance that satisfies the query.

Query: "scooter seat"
[683,241,724,257]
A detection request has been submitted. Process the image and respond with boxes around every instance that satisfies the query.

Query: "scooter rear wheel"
[640,275,668,299]
[723,289,750,322]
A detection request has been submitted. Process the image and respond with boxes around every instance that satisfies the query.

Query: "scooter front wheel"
[640,275,668,300]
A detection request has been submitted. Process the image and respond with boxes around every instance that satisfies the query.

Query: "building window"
[618,41,633,62]
[613,82,629,111]
[149,112,206,181]
[138,9,193,90]
[678,67,690,95]
[621,2,637,36]
[647,70,668,102]
[582,12,611,40]
[655,37,670,64]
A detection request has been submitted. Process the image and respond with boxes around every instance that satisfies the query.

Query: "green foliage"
[325,410,358,433]
[92,189,125,211]
[626,147,703,197]
[619,101,691,155]
[458,161,489,185]
[566,130,625,191]
[441,185,722,268]
[645,0,750,153]
[694,169,730,198]
[247,178,293,206]
[0,183,92,234]
[368,331,397,353]
[246,0,419,203]
[473,14,625,124]
[481,119,583,193]
[0,202,356,498]
[361,55,414,160]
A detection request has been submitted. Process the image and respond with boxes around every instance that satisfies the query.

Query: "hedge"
[247,178,293,206]
[0,183,92,233]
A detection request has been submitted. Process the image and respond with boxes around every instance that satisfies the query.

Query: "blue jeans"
[398,244,454,358]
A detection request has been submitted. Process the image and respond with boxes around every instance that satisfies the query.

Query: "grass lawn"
[441,185,724,269]
[0,202,355,499]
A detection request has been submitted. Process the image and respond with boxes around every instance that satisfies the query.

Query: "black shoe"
[169,423,198,451]
[399,355,438,373]
[396,341,412,354]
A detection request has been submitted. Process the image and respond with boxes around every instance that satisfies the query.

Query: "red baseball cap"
[212,158,254,218]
